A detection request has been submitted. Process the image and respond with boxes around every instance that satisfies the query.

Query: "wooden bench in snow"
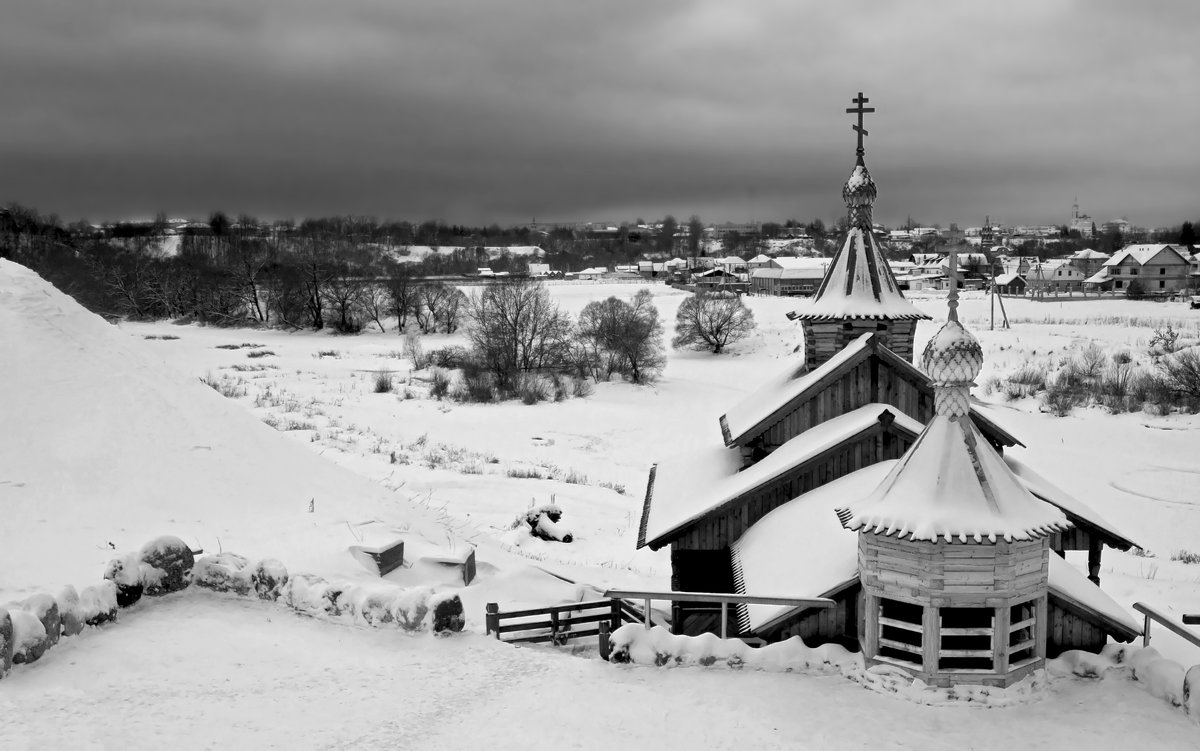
[349,540,405,577]
[424,548,477,586]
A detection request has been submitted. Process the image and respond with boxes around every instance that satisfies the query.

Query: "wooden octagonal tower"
[836,261,1071,688]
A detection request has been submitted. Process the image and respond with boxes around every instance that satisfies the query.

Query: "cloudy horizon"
[3,0,1198,230]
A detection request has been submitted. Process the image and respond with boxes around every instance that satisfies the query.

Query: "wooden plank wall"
[802,319,918,372]
[674,428,914,551]
[759,355,930,450]
[1047,599,1108,657]
[1048,526,1093,553]
[776,586,859,647]
[859,535,1049,606]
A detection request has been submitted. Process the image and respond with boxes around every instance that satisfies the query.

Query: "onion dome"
[835,279,1070,542]
[843,157,877,231]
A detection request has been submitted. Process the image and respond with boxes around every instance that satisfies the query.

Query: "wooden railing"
[487,591,836,659]
[603,590,835,639]
[1132,602,1200,650]
[485,599,653,659]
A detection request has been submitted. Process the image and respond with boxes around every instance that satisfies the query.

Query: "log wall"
[802,318,917,371]
[673,427,913,551]
[859,535,1050,607]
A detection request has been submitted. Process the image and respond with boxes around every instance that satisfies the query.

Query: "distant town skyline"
[3,1,1198,229]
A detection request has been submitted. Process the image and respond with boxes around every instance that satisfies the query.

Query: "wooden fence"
[486,590,837,660]
[1133,602,1200,651]
[485,599,657,659]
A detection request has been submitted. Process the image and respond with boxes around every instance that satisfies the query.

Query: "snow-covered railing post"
[485,603,500,639]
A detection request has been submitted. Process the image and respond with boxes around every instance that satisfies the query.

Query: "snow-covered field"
[3,259,1200,748]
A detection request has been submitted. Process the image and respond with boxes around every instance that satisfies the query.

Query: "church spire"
[791,93,928,369]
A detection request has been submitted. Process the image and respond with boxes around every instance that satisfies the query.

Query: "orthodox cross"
[846,92,875,155]
[946,247,960,323]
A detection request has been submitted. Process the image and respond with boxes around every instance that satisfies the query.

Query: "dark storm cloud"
[3,0,1198,227]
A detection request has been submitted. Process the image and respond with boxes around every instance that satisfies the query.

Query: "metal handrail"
[1132,602,1200,650]
[604,589,834,639]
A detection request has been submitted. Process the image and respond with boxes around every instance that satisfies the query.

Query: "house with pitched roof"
[1101,244,1192,295]
[638,97,1140,662]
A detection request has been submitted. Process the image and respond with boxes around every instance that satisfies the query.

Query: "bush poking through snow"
[0,609,12,677]
[429,368,451,400]
[523,504,573,542]
[373,370,394,393]
[250,559,289,600]
[430,592,465,634]
[138,535,195,595]
[79,582,118,625]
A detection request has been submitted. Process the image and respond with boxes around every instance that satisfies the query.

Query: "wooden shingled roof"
[718,332,1022,451]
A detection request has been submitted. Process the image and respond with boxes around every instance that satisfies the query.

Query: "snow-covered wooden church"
[638,94,1141,686]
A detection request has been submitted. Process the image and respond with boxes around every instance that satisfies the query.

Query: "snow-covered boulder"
[22,594,61,649]
[352,588,395,626]
[250,559,288,601]
[393,587,431,631]
[10,609,49,664]
[104,553,146,607]
[138,536,195,595]
[0,609,12,676]
[282,574,333,616]
[430,592,465,634]
[1184,665,1200,719]
[1140,657,1186,707]
[1047,649,1112,679]
[56,585,84,637]
[80,582,119,625]
[192,553,252,594]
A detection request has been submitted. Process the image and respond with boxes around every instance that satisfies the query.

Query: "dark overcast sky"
[3,0,1198,228]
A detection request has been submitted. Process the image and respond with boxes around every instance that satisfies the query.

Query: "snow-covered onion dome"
[842,158,877,230]
[920,273,982,417]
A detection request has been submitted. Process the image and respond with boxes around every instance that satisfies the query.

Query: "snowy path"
[2,592,1196,750]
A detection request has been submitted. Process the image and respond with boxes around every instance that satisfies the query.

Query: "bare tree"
[437,287,468,333]
[465,281,572,391]
[386,266,418,332]
[672,291,756,354]
[577,288,665,383]
[362,282,391,333]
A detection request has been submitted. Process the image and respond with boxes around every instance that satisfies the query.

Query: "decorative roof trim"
[636,464,657,549]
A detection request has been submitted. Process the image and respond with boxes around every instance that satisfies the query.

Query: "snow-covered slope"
[0,259,454,601]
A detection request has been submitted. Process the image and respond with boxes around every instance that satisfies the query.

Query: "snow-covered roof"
[993,272,1024,285]
[731,461,896,631]
[642,403,921,548]
[790,228,929,321]
[1084,269,1110,284]
[730,461,1140,636]
[837,415,1070,543]
[772,256,829,271]
[1103,245,1188,267]
[748,254,773,263]
[1003,457,1138,550]
[720,334,874,444]
[1069,248,1110,260]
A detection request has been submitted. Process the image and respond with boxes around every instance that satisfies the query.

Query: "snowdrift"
[0,260,448,601]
